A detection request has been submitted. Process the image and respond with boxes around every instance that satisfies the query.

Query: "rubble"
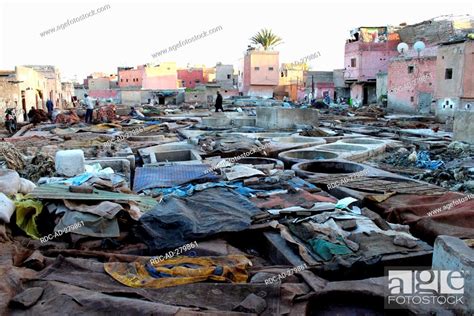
[0,103,472,315]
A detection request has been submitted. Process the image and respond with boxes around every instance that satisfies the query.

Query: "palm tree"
[250,29,283,50]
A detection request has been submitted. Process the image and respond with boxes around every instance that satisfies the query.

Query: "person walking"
[84,94,94,123]
[215,91,224,112]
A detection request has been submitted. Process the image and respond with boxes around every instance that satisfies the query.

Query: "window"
[408,66,414,73]
[195,80,200,83]
[227,74,231,79]
[126,79,128,82]
[268,67,274,71]
[466,103,472,110]
[410,96,414,102]
[225,90,228,93]
[281,72,285,77]
[351,58,356,67]
[120,79,123,82]
[445,68,453,79]
[254,67,260,71]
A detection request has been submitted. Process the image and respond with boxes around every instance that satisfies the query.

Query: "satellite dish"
[414,41,426,53]
[413,41,426,53]
[397,43,409,54]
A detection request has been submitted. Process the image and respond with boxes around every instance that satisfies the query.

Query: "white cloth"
[84,96,94,110]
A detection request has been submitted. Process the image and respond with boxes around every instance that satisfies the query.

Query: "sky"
[1,0,473,81]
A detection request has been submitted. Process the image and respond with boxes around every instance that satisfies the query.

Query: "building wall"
[453,110,474,144]
[241,50,279,98]
[215,64,234,88]
[344,41,399,81]
[463,41,474,98]
[250,51,279,85]
[177,69,204,88]
[88,89,120,101]
[118,68,144,88]
[0,76,20,122]
[142,63,178,90]
[61,82,75,107]
[350,83,364,105]
[376,72,387,103]
[23,65,63,109]
[247,86,275,98]
[16,66,48,112]
[387,57,437,113]
[435,41,473,120]
[121,90,143,105]
[88,77,110,90]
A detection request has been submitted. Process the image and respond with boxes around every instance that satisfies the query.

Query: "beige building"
[24,65,63,109]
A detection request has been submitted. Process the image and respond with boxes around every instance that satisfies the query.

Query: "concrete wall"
[453,110,474,144]
[88,89,120,102]
[121,90,142,105]
[256,107,318,129]
[376,72,387,103]
[88,77,110,90]
[333,69,346,87]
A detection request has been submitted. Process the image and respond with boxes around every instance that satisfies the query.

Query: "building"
[386,15,474,116]
[274,63,305,101]
[387,54,437,113]
[88,77,111,90]
[0,66,49,122]
[239,48,279,98]
[118,66,144,89]
[23,65,63,109]
[215,63,236,88]
[142,62,178,90]
[344,27,400,106]
[61,82,75,107]
[435,39,474,120]
[304,71,335,101]
[333,69,350,101]
[177,68,204,89]
[203,67,216,83]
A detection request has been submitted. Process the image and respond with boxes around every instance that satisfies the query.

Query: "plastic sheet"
[416,151,445,170]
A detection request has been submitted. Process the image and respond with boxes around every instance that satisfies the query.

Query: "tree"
[250,29,283,50]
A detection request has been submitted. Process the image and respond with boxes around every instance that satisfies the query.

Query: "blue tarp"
[133,165,218,191]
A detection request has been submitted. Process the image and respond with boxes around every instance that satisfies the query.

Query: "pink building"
[387,53,437,114]
[177,68,204,88]
[239,49,279,98]
[344,27,400,105]
[118,66,144,88]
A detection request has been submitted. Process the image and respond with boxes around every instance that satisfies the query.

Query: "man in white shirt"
[84,93,94,123]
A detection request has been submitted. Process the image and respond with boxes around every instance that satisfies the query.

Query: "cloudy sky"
[1,0,472,81]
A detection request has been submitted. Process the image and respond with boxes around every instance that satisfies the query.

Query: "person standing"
[46,99,54,118]
[84,94,94,123]
[215,91,224,112]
